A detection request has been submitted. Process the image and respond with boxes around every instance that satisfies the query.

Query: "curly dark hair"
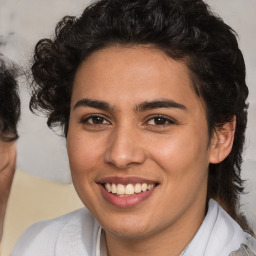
[30,0,249,228]
[0,54,20,142]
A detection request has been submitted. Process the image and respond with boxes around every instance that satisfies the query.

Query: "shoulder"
[206,200,256,255]
[11,208,99,256]
[230,239,256,256]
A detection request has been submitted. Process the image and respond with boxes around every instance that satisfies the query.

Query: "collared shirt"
[11,200,256,256]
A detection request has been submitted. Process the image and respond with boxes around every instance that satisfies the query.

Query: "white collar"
[96,226,107,256]
[95,200,250,256]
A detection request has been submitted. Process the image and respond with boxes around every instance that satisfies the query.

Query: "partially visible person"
[0,53,20,244]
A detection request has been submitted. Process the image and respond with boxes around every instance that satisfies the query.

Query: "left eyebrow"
[134,99,187,112]
[73,98,111,111]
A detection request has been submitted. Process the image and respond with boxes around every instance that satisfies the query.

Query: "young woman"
[12,0,256,255]
[0,54,20,245]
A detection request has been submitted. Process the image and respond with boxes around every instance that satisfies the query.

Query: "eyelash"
[145,115,177,126]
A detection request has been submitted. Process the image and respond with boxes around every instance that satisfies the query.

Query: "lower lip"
[99,185,156,208]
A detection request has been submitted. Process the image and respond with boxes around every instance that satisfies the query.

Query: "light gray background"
[0,0,255,230]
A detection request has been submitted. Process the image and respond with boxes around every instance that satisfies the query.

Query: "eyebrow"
[73,98,187,112]
[134,99,187,112]
[73,99,111,111]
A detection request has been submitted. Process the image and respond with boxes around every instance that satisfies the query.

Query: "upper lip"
[97,176,159,185]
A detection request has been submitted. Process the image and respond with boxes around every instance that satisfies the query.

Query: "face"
[0,140,16,239]
[67,46,215,240]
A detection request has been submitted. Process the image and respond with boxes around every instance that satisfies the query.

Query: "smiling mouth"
[103,183,157,197]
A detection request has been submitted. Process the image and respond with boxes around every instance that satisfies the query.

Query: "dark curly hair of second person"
[0,54,20,142]
[30,0,249,230]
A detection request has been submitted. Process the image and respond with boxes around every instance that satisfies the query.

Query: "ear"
[209,116,236,164]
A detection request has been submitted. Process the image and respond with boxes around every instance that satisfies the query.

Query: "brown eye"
[82,115,110,125]
[154,117,167,125]
[90,116,105,124]
[147,115,176,126]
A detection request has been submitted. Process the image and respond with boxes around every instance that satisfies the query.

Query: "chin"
[101,216,155,239]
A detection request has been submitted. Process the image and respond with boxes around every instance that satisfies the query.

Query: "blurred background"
[0,0,255,255]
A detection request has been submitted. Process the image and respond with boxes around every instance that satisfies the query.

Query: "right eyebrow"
[134,99,187,112]
[73,98,111,111]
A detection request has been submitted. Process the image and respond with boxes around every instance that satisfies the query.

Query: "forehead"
[72,46,201,110]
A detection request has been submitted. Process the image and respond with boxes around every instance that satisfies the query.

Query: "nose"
[104,126,146,169]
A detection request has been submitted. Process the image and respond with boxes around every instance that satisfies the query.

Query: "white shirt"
[11,200,256,256]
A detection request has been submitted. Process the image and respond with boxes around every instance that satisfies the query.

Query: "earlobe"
[209,116,236,164]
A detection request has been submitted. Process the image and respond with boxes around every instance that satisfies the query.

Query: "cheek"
[148,132,210,206]
[150,131,208,196]
[67,130,106,181]
[67,133,100,204]
[150,132,207,163]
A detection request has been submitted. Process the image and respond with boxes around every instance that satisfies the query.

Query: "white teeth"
[147,184,154,190]
[106,183,111,192]
[104,182,156,196]
[134,183,142,193]
[111,183,117,193]
[117,184,125,195]
[125,184,135,195]
[141,183,147,192]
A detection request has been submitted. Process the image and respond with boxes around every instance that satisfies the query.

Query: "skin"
[67,46,234,256]
[0,140,16,242]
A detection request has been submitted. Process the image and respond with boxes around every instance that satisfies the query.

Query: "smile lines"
[104,183,156,196]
